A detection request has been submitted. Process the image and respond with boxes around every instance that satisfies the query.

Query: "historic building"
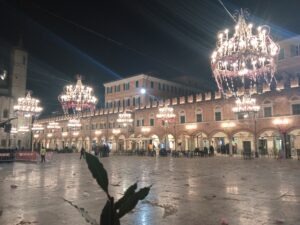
[0,42,29,149]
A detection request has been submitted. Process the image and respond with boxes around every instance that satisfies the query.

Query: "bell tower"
[10,46,27,98]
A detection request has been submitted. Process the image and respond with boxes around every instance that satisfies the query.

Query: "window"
[292,104,300,115]
[133,97,135,106]
[23,56,26,65]
[151,81,154,88]
[215,112,222,121]
[123,82,130,91]
[1,139,6,147]
[158,83,161,90]
[135,80,139,88]
[214,107,222,121]
[179,111,186,124]
[3,109,9,118]
[127,98,130,106]
[195,109,203,122]
[278,48,285,60]
[196,113,202,122]
[264,107,272,117]
[290,44,300,57]
[162,84,165,91]
[180,115,186,124]
[150,118,154,126]
[136,120,140,127]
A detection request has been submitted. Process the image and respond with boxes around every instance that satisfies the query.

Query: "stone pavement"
[0,154,300,225]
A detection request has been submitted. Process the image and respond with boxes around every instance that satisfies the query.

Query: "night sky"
[1,0,300,115]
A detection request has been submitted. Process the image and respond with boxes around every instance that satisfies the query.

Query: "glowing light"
[156,105,176,123]
[117,111,133,126]
[232,95,260,113]
[47,133,53,138]
[10,127,18,134]
[47,122,60,129]
[185,124,197,130]
[221,121,236,128]
[18,126,30,132]
[13,91,43,117]
[95,130,102,135]
[72,131,79,136]
[112,129,120,134]
[273,118,289,126]
[141,127,151,133]
[32,124,44,131]
[58,75,98,114]
[62,132,68,137]
[140,88,146,94]
[33,134,39,138]
[67,119,81,128]
[211,10,279,95]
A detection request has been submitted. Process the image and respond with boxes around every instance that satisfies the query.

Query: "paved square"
[0,154,300,225]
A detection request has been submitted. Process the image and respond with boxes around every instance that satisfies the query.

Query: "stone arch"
[232,130,255,154]
[192,131,209,149]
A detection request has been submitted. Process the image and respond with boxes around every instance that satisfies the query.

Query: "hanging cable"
[218,0,236,22]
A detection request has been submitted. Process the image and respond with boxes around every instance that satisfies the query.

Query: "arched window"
[3,109,9,118]
[179,110,186,124]
[214,106,222,121]
[195,108,203,122]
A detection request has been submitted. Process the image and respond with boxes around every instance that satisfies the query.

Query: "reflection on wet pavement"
[0,154,300,225]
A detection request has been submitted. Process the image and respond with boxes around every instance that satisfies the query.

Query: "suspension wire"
[218,0,236,22]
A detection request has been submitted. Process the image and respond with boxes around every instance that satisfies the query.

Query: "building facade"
[0,44,29,149]
[104,74,198,109]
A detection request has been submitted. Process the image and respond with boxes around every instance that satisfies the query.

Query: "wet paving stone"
[0,154,300,225]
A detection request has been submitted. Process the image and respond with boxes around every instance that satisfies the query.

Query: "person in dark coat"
[80,147,85,160]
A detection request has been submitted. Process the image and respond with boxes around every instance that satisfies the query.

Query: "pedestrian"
[40,146,46,163]
[80,147,85,159]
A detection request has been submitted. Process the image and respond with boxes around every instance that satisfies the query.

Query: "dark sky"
[1,0,300,115]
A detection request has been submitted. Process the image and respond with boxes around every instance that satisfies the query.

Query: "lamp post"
[156,105,176,150]
[117,110,133,151]
[273,118,290,159]
[232,95,260,157]
[13,91,43,151]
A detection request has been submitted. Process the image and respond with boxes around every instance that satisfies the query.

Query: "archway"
[108,135,117,151]
[288,128,300,158]
[150,134,160,150]
[211,131,228,154]
[258,130,281,157]
[177,134,191,151]
[118,135,125,151]
[232,131,254,155]
[161,134,175,150]
[194,132,209,149]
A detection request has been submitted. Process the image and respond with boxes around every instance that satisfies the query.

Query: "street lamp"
[273,118,290,159]
[232,95,260,157]
[13,91,43,150]
[117,110,134,151]
[156,105,176,150]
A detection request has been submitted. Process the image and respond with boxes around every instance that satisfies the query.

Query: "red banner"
[15,152,38,162]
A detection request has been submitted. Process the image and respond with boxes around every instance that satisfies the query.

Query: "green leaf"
[117,186,151,219]
[100,200,113,225]
[85,152,109,194]
[114,182,137,209]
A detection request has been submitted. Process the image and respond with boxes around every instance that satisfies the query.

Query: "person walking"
[40,146,46,163]
[80,147,85,160]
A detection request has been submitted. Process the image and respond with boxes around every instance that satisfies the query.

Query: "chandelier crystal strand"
[58,75,98,115]
[211,10,280,95]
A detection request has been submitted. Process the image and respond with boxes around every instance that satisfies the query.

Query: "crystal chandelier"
[211,10,279,95]
[31,124,44,131]
[156,105,176,123]
[232,95,260,113]
[13,91,43,117]
[58,75,98,114]
[117,111,133,127]
[18,126,30,132]
[67,119,82,128]
[47,122,61,129]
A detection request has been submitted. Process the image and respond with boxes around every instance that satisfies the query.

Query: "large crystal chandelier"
[232,95,260,114]
[58,75,98,114]
[156,105,176,123]
[31,124,44,131]
[47,122,61,129]
[211,10,279,95]
[117,111,133,127]
[13,91,43,117]
[67,119,82,128]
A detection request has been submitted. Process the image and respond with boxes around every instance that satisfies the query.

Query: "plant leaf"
[114,182,137,209]
[100,200,113,225]
[117,186,151,219]
[85,152,109,194]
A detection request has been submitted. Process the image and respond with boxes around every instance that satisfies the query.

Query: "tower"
[10,46,27,98]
